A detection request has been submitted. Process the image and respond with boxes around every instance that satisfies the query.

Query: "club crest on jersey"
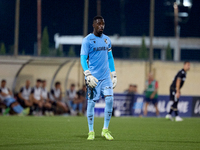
[104,39,107,44]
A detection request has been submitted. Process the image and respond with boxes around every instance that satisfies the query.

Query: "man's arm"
[176,78,181,98]
[108,50,117,89]
[80,38,98,88]
[150,81,158,99]
[58,88,62,101]
[18,88,26,101]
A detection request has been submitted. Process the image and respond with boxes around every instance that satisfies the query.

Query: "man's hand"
[175,90,180,99]
[150,94,154,99]
[111,71,117,89]
[84,70,98,88]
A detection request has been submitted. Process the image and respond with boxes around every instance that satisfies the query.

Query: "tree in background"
[166,42,172,60]
[0,43,6,55]
[41,26,49,56]
[67,46,76,57]
[139,36,148,59]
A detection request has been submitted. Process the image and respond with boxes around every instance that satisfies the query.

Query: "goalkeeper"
[80,16,117,141]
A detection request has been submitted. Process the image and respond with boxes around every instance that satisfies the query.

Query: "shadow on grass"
[125,139,200,144]
[75,135,102,139]
[0,141,64,148]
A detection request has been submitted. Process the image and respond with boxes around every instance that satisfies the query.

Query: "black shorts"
[170,88,179,102]
[17,98,27,108]
[51,101,57,106]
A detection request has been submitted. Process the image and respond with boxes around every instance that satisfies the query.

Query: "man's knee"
[105,96,113,103]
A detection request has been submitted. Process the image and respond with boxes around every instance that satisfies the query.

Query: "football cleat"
[87,131,95,140]
[175,116,183,122]
[101,129,114,140]
[165,114,174,121]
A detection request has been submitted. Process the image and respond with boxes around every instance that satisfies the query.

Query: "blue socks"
[104,96,113,128]
[12,104,23,114]
[87,100,95,131]
[87,96,113,132]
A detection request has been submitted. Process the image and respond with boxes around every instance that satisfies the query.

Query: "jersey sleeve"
[20,87,23,93]
[31,88,34,94]
[177,71,183,79]
[51,89,54,95]
[108,37,112,51]
[155,81,158,89]
[80,38,89,56]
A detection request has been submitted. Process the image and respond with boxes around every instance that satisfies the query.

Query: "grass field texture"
[0,116,199,150]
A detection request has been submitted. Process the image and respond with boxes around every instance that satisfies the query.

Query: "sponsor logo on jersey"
[93,46,108,51]
[104,39,107,44]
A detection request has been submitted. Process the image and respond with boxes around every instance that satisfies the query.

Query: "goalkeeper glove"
[84,70,98,88]
[111,71,117,89]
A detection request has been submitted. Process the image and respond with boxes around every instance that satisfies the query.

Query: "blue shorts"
[87,77,113,101]
[145,97,158,105]
[4,97,16,107]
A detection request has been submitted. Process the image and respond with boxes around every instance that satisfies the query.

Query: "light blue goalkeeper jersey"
[80,33,112,80]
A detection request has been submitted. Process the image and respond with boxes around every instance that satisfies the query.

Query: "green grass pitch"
[0,116,199,150]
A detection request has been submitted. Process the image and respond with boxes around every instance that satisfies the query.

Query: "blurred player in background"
[49,82,69,114]
[166,61,190,121]
[41,80,53,116]
[18,80,33,109]
[66,83,77,115]
[30,79,43,115]
[73,85,87,115]
[81,16,117,140]
[143,73,159,117]
[0,79,28,115]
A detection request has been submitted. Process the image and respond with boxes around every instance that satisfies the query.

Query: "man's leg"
[173,100,183,121]
[103,95,113,129]
[11,102,23,114]
[143,102,149,116]
[87,99,96,132]
[101,77,114,140]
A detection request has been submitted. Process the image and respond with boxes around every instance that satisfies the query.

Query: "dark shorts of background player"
[170,88,179,102]
[145,97,158,105]
[50,101,57,106]
[17,98,28,108]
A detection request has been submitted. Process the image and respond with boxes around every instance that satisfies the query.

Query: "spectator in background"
[143,73,159,117]
[132,84,138,94]
[41,80,53,116]
[17,80,33,109]
[30,79,43,116]
[124,84,137,94]
[73,85,87,115]
[49,82,69,114]
[66,84,77,115]
[0,79,28,115]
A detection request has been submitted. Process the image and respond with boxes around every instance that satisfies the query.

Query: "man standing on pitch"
[166,61,190,121]
[80,16,117,140]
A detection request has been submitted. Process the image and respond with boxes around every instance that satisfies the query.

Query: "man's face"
[184,62,190,71]
[56,84,61,89]
[1,81,6,87]
[148,73,153,80]
[93,19,105,35]
[71,86,75,91]
[36,81,41,87]
[26,80,30,87]
[42,81,46,87]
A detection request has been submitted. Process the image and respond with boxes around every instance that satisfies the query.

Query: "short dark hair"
[55,81,60,86]
[184,61,190,65]
[1,79,6,83]
[93,15,104,22]
[42,80,46,83]
[71,83,75,87]
[37,79,42,82]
